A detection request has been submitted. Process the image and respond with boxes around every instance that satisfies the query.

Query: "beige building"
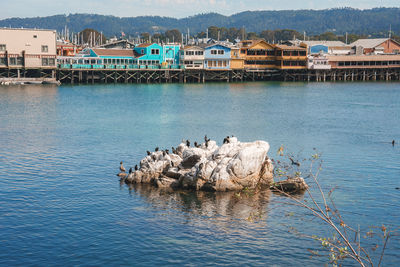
[0,28,57,69]
[179,46,205,69]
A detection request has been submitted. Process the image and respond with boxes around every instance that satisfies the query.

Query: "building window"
[17,57,23,65]
[0,57,7,65]
[211,50,217,55]
[218,50,224,55]
[151,49,159,55]
[0,44,6,51]
[42,58,49,66]
[42,45,48,52]
[9,58,17,65]
[33,35,37,38]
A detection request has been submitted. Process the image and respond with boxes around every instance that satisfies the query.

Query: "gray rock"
[124,138,274,191]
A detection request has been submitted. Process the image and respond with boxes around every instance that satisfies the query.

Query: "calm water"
[0,82,399,266]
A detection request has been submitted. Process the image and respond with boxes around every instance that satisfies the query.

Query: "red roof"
[92,49,136,57]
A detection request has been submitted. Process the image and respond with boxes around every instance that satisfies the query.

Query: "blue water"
[0,82,399,266]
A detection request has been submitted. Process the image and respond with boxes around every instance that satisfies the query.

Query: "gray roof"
[349,38,388,48]
[301,40,347,47]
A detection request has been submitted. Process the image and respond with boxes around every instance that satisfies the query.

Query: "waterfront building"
[273,45,308,69]
[301,40,351,55]
[327,54,400,69]
[307,55,331,70]
[350,38,400,55]
[134,43,163,66]
[163,44,181,66]
[0,28,57,69]
[204,44,231,70]
[57,48,137,69]
[240,40,276,69]
[57,41,82,56]
[230,46,244,69]
[180,46,205,69]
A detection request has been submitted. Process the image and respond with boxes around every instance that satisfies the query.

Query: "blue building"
[163,44,181,65]
[134,43,163,67]
[204,44,231,69]
[309,44,329,55]
[58,48,137,69]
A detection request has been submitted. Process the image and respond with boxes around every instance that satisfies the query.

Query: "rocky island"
[118,136,308,193]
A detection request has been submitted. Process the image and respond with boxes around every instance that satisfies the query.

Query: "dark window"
[16,57,23,65]
[9,58,17,65]
[0,44,6,51]
[151,49,159,55]
[33,35,37,38]
[42,58,49,66]
[0,57,6,65]
[49,58,55,66]
[211,50,217,55]
[41,45,48,53]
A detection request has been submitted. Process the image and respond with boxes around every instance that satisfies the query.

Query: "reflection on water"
[127,183,271,222]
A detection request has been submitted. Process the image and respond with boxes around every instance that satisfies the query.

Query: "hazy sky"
[1,0,399,19]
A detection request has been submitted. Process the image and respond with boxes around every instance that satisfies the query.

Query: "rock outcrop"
[124,137,274,191]
[270,177,309,194]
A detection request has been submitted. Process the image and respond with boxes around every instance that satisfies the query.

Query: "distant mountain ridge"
[0,8,399,37]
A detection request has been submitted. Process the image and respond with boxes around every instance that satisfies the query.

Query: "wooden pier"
[1,67,400,84]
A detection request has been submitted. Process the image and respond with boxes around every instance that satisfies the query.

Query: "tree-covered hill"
[0,8,399,37]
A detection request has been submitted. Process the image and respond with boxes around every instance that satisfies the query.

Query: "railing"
[57,63,185,70]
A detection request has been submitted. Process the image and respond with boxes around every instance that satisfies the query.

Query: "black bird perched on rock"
[223,136,230,144]
[171,147,176,154]
[165,149,169,154]
[128,167,133,174]
[155,147,159,152]
[152,154,157,161]
[134,165,138,171]
[392,140,396,146]
[186,140,190,147]
[120,161,126,173]
[194,141,201,148]
[147,150,151,156]
[289,157,301,167]
[163,150,166,156]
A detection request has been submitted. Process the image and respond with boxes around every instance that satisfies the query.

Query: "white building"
[307,55,331,70]
[179,46,205,69]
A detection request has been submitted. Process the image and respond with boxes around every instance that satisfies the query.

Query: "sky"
[1,0,399,20]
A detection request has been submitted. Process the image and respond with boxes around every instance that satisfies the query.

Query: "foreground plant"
[266,147,397,266]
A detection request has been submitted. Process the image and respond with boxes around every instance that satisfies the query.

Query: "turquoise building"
[204,44,231,70]
[134,43,163,67]
[163,44,181,65]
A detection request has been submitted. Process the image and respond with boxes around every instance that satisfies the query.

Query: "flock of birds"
[118,137,398,178]
[117,135,238,176]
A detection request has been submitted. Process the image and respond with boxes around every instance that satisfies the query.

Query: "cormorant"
[392,140,396,146]
[165,149,169,154]
[155,147,159,152]
[172,147,176,154]
[120,161,126,173]
[152,155,157,161]
[134,165,138,171]
[147,150,151,156]
[289,157,301,167]
[163,150,166,156]
[223,136,230,144]
[186,140,190,147]
[194,141,198,148]
[128,167,133,174]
